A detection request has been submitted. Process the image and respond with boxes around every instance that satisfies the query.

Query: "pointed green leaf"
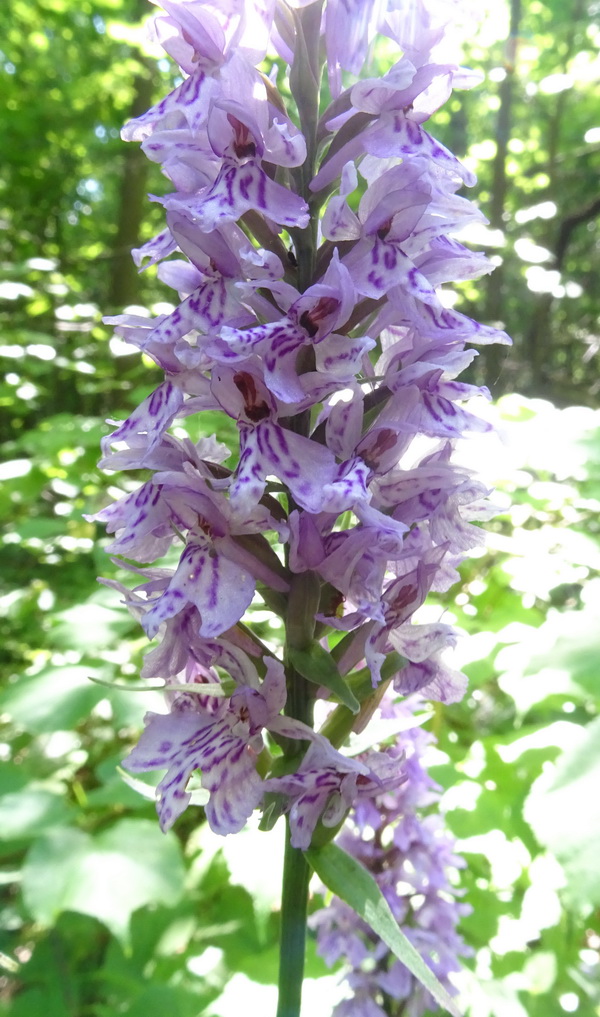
[288,644,359,713]
[306,842,462,1017]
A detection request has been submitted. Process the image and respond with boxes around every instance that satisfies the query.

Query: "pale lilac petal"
[315,331,375,379]
[325,388,364,459]
[132,228,177,269]
[346,239,438,301]
[123,71,219,141]
[350,57,418,114]
[92,481,187,562]
[142,536,255,638]
[230,420,342,515]
[200,724,265,833]
[165,161,309,230]
[162,277,251,343]
[122,708,218,830]
[263,116,307,167]
[319,458,371,514]
[102,380,184,455]
[322,195,362,241]
[123,706,263,834]
[406,389,493,439]
[141,606,205,679]
[394,658,468,704]
[389,622,457,662]
[265,742,386,849]
[365,115,476,187]
[142,129,216,192]
[325,0,388,96]
[156,2,227,72]
[157,258,203,294]
[216,320,306,403]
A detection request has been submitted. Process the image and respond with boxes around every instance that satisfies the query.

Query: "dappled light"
[1,0,599,1015]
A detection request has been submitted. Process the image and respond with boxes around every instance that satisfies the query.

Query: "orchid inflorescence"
[94,0,508,1011]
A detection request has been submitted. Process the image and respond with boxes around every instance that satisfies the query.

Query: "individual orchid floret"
[265,741,404,850]
[210,255,373,402]
[161,109,309,231]
[123,0,279,140]
[123,655,281,834]
[334,541,449,687]
[288,507,408,621]
[101,379,185,458]
[323,160,487,313]
[311,54,476,193]
[124,653,373,836]
[129,531,256,640]
[208,366,372,515]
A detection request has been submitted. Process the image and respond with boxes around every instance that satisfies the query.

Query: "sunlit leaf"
[2,665,109,733]
[524,715,600,910]
[306,843,462,1017]
[22,819,185,943]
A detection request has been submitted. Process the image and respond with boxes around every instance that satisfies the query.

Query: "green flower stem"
[276,822,312,1017]
[276,576,319,1014]
[289,0,323,293]
[276,655,313,1017]
[277,9,324,1012]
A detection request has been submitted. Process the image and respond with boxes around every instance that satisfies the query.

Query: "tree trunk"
[523,0,586,396]
[479,0,522,395]
[107,57,155,312]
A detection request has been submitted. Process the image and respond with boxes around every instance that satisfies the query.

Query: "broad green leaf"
[119,984,209,1017]
[306,842,462,1017]
[524,715,600,910]
[22,819,185,943]
[5,914,105,1017]
[9,987,76,1017]
[0,788,72,840]
[288,644,359,713]
[521,602,600,703]
[2,665,108,733]
[49,598,136,651]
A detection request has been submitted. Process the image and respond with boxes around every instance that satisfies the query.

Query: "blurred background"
[1,0,599,1014]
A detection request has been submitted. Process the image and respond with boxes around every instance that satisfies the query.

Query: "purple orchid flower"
[265,740,404,850]
[96,0,507,881]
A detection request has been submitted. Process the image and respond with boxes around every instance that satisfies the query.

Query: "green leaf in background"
[7,986,75,1017]
[111,983,205,1017]
[521,599,600,704]
[2,665,109,734]
[21,818,186,944]
[48,596,136,651]
[288,644,359,713]
[524,715,600,910]
[4,913,108,1017]
[0,788,72,841]
[306,842,462,1017]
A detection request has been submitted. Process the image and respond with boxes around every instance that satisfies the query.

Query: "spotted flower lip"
[123,655,367,836]
[264,740,404,850]
[208,255,373,403]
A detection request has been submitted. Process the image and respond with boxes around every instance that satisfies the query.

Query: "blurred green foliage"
[1,0,600,1014]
